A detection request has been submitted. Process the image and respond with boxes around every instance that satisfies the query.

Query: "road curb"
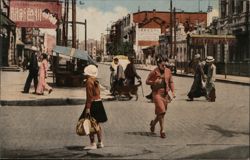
[0,97,115,106]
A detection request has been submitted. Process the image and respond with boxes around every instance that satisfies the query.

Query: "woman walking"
[187,54,206,101]
[146,54,175,138]
[36,53,52,95]
[82,65,107,150]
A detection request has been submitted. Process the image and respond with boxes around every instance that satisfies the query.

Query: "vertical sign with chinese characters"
[10,0,62,28]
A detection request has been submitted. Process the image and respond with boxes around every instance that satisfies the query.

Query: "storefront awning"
[0,13,15,27]
[189,34,236,45]
[53,45,97,66]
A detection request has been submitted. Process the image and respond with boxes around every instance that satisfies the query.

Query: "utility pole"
[170,0,173,58]
[173,7,176,59]
[85,19,87,51]
[72,0,76,48]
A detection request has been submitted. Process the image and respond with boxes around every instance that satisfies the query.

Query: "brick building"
[107,10,207,63]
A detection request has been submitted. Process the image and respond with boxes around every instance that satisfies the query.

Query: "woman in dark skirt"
[82,65,107,150]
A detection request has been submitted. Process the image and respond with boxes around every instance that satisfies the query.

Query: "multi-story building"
[218,0,250,60]
[107,10,207,63]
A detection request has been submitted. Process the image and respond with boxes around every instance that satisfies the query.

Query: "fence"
[176,62,250,76]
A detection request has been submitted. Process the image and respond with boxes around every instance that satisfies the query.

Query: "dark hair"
[42,53,48,60]
[155,54,168,64]
[114,58,119,61]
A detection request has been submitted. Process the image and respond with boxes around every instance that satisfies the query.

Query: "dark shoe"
[21,91,29,94]
[150,120,155,133]
[146,93,153,100]
[160,132,166,138]
[48,89,53,94]
[36,93,44,95]
[32,92,36,94]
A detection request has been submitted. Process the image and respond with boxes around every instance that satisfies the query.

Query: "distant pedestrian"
[204,56,216,102]
[146,54,175,138]
[110,58,125,94]
[81,65,107,150]
[187,54,207,101]
[36,53,53,95]
[22,47,39,94]
[124,56,141,86]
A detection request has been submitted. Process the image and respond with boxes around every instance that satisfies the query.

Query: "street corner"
[86,146,152,158]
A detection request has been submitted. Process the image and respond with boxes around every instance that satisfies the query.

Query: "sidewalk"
[0,70,112,106]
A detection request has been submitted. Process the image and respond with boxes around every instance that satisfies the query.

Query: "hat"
[30,46,38,51]
[194,54,200,59]
[84,65,98,77]
[206,56,215,63]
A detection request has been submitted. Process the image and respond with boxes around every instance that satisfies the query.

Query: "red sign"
[10,0,62,28]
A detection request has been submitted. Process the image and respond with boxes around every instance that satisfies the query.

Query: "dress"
[36,59,52,94]
[187,62,207,99]
[146,67,174,115]
[84,77,107,123]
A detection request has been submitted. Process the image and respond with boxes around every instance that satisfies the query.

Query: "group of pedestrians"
[109,56,141,95]
[80,53,216,150]
[187,54,216,102]
[22,49,53,95]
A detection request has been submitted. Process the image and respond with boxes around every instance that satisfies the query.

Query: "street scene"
[1,0,250,159]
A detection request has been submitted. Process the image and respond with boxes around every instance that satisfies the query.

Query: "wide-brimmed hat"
[194,54,201,59]
[84,65,98,77]
[206,56,215,63]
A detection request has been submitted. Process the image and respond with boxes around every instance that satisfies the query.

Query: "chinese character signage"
[10,0,62,28]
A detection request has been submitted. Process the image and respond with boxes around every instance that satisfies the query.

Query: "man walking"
[204,56,216,102]
[22,47,39,94]
[124,56,141,86]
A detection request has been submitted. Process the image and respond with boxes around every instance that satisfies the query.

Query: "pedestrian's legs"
[158,114,166,138]
[96,125,102,143]
[23,72,33,93]
[33,73,38,92]
[89,133,95,143]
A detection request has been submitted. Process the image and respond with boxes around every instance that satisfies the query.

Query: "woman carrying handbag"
[81,65,108,150]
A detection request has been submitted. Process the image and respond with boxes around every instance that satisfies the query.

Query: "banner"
[10,0,62,28]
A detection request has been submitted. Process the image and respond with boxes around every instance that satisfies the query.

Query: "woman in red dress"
[146,55,175,138]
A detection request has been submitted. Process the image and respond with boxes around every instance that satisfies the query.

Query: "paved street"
[0,64,249,159]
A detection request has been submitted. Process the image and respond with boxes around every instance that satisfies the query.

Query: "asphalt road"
[0,63,249,159]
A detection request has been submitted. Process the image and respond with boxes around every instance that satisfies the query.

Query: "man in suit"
[22,47,39,94]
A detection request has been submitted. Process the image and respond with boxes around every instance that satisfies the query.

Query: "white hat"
[194,54,201,59]
[84,65,98,77]
[206,56,215,63]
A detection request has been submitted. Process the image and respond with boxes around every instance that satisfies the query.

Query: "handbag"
[76,114,100,136]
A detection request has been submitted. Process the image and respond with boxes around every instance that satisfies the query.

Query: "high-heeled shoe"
[150,120,155,133]
[160,132,166,138]
[48,89,53,94]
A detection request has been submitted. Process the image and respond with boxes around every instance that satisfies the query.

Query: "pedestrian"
[124,56,141,86]
[146,54,175,138]
[82,65,107,150]
[22,47,39,94]
[204,56,216,102]
[36,53,53,95]
[187,54,207,101]
[110,58,125,94]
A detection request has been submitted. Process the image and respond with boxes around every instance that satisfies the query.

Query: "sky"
[41,0,219,41]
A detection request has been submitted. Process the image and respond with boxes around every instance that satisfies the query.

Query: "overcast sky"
[41,0,219,41]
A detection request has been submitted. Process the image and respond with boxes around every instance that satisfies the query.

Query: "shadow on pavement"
[206,124,249,137]
[183,145,250,159]
[0,148,88,159]
[125,131,158,137]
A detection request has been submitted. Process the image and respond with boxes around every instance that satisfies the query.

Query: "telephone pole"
[72,0,76,48]
[170,0,173,58]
